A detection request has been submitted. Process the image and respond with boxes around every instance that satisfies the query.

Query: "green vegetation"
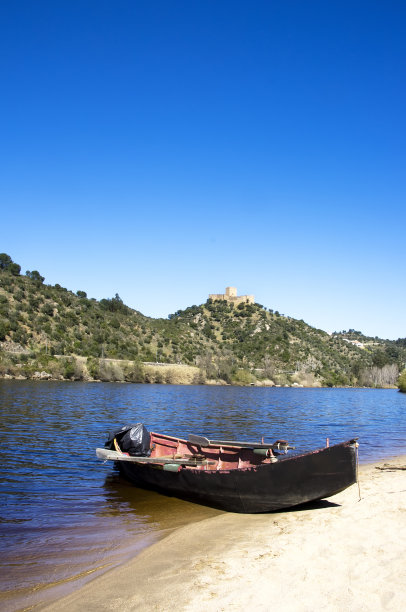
[1,253,405,387]
[398,370,406,393]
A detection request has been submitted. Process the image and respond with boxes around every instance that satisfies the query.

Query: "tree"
[263,355,276,379]
[0,253,12,269]
[216,350,235,383]
[77,290,87,298]
[26,270,45,283]
[9,263,21,276]
[360,365,399,388]
[0,253,20,275]
[100,293,128,314]
[196,351,217,380]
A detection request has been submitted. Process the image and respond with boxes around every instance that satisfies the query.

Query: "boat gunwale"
[146,432,358,474]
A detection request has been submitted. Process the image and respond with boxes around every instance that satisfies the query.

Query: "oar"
[188,434,294,451]
[96,448,215,466]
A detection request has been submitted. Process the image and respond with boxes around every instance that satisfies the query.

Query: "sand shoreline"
[38,455,406,611]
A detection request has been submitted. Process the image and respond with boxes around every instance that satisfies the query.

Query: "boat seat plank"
[96,448,215,466]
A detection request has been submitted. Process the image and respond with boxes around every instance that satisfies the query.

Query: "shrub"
[41,303,54,317]
[73,358,87,380]
[87,357,100,380]
[193,369,207,384]
[98,359,124,382]
[13,328,28,345]
[322,370,350,387]
[232,369,256,385]
[0,320,8,341]
[154,369,164,383]
[398,370,406,393]
[124,361,145,383]
[45,358,64,378]
[60,358,75,379]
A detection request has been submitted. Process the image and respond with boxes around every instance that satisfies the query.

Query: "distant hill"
[1,253,405,387]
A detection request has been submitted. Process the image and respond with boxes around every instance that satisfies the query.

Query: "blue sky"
[1,1,405,339]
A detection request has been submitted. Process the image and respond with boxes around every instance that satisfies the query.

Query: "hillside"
[1,253,405,386]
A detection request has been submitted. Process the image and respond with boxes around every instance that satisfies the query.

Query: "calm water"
[0,381,405,610]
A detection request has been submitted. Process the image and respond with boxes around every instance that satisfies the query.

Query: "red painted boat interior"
[148,431,275,470]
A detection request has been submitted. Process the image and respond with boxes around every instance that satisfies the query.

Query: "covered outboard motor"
[105,423,151,457]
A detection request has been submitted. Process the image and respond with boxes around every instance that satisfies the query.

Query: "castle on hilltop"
[209,286,255,306]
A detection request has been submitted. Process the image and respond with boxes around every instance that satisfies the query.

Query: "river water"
[0,381,405,610]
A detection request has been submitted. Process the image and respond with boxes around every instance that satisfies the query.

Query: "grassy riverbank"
[0,351,402,388]
[0,353,319,386]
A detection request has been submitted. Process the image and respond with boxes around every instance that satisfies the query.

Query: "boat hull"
[117,440,358,513]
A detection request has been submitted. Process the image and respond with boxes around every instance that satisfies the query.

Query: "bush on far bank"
[398,369,406,393]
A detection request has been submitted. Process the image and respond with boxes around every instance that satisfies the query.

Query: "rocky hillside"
[1,253,405,386]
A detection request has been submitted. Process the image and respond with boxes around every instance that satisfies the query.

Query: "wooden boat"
[96,427,359,513]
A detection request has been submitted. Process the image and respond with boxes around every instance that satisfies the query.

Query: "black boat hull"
[117,440,358,513]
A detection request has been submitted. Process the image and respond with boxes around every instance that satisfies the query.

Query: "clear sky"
[1,1,405,339]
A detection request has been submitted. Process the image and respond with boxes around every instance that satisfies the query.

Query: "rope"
[356,442,361,502]
[113,437,123,454]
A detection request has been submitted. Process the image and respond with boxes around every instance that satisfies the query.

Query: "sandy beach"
[40,456,406,612]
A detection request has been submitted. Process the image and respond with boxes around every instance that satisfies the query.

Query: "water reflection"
[0,381,405,610]
[101,471,221,526]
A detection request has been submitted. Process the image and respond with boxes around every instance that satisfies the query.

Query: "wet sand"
[40,456,406,611]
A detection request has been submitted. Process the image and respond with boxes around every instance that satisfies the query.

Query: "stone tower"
[225,286,237,298]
